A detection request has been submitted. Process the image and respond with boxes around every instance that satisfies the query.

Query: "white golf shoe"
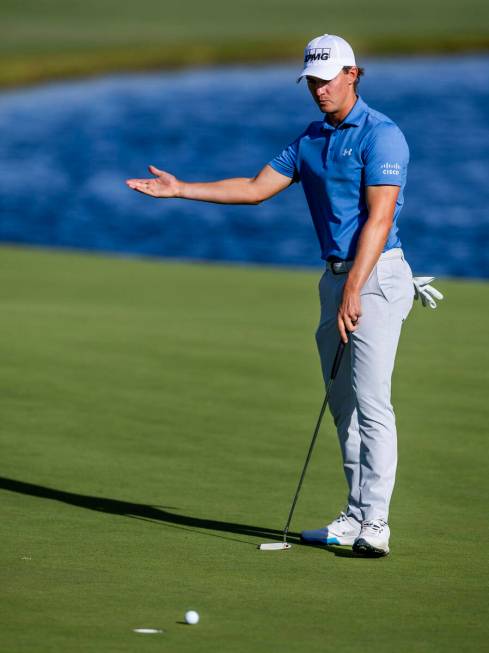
[301,512,361,546]
[353,519,390,557]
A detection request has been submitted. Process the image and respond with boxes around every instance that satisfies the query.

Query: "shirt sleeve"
[268,133,302,182]
[363,123,409,187]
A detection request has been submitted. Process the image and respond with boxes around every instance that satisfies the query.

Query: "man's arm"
[126,164,294,204]
[337,185,400,343]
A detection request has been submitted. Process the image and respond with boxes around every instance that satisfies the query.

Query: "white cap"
[297,34,356,83]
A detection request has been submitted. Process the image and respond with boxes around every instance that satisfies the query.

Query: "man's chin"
[319,102,334,112]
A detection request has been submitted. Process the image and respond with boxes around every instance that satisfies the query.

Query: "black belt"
[326,259,354,274]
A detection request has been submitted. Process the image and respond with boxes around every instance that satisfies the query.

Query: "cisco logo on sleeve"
[304,48,331,63]
[381,163,401,176]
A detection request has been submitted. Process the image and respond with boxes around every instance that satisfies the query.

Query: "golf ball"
[184,610,199,625]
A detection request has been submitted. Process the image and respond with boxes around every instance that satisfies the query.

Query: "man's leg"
[352,252,414,523]
[303,254,413,549]
[315,269,362,523]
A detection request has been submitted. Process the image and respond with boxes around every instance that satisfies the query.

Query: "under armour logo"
[342,148,352,156]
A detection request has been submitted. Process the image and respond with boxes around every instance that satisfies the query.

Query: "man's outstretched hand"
[126,165,181,198]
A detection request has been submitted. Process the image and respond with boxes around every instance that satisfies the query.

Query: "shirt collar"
[322,96,367,131]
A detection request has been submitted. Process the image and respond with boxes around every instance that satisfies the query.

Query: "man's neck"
[326,94,358,127]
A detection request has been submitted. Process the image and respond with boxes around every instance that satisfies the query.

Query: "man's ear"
[348,67,358,85]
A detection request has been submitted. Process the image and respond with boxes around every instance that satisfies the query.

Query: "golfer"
[127,34,416,556]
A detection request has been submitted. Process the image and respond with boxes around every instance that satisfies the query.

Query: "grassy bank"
[1,0,489,87]
[1,245,488,652]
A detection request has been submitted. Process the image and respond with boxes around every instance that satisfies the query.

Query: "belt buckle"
[332,261,346,274]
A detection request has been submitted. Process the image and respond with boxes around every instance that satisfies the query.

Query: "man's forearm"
[178,177,262,205]
[345,216,392,291]
[345,185,400,292]
[336,186,399,342]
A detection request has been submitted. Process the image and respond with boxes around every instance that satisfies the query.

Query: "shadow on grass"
[0,476,305,548]
[299,542,387,559]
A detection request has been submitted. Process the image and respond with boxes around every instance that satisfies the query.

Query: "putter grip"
[330,338,347,380]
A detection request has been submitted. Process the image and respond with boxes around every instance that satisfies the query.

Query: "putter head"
[258,542,292,551]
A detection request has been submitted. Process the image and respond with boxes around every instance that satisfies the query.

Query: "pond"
[1,55,488,277]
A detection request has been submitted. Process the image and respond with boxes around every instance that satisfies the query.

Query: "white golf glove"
[413,276,444,309]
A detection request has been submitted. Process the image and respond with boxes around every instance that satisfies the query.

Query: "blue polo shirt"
[269,96,409,261]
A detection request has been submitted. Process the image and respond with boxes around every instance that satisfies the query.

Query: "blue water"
[1,56,488,277]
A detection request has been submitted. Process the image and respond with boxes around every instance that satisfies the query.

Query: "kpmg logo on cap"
[304,48,331,64]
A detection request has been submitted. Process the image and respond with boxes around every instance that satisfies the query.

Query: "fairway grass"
[1,245,488,652]
[2,0,489,87]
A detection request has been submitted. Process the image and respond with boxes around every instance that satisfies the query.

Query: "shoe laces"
[362,519,387,534]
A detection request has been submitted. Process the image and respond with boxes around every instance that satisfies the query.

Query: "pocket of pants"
[376,260,395,302]
[401,258,415,319]
[360,261,392,299]
[359,266,377,296]
[376,258,415,315]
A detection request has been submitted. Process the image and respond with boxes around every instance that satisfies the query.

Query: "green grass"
[1,0,489,87]
[1,245,488,652]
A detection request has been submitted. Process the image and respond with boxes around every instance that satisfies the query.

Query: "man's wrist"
[175,180,185,199]
[344,274,362,293]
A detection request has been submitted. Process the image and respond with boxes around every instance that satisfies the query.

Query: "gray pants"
[316,248,414,522]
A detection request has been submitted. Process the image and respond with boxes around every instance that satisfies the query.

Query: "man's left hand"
[338,284,362,343]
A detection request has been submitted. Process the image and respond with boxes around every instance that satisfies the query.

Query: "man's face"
[306,69,356,114]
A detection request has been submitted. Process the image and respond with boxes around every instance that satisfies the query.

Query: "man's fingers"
[344,314,359,333]
[148,165,164,176]
[131,186,153,196]
[337,316,349,344]
[132,187,154,197]
[340,306,360,326]
[126,180,157,196]
[126,178,151,187]
[126,180,146,190]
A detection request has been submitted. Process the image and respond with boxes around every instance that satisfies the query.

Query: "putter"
[259,335,348,551]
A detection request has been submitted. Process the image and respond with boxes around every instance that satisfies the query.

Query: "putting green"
[1,245,487,652]
[1,0,489,86]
